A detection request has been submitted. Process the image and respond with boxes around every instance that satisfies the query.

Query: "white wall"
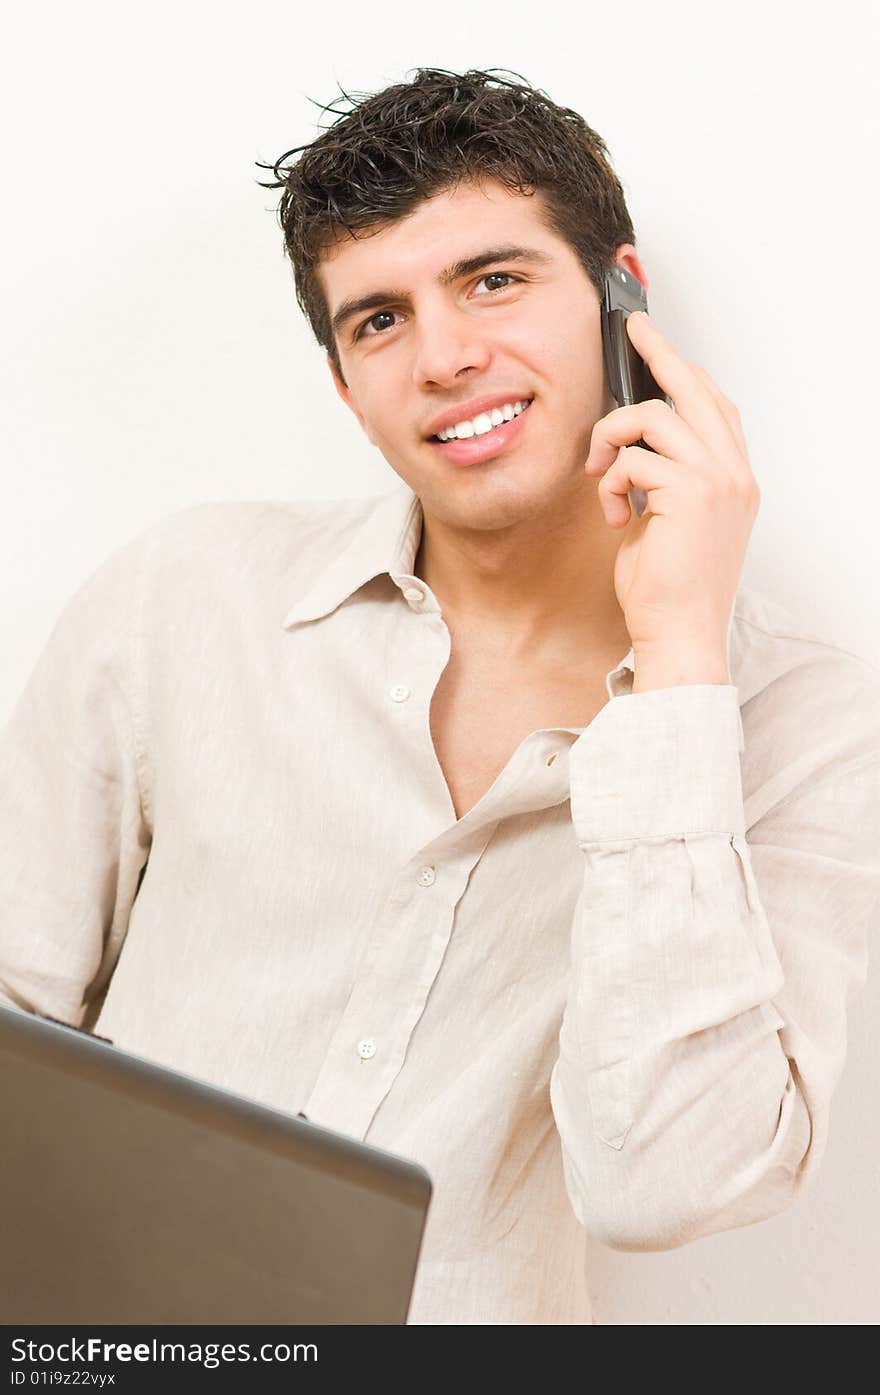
[2,0,877,1322]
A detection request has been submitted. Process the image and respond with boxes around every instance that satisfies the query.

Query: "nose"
[410,303,492,389]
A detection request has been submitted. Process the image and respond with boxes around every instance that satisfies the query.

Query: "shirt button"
[389,684,411,702]
[357,1038,376,1060]
[417,865,436,887]
[403,586,425,605]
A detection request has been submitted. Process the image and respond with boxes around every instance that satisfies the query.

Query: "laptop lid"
[0,1004,432,1324]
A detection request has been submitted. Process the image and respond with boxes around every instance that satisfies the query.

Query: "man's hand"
[585,312,760,688]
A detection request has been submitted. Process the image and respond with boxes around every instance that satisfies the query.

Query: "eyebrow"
[330,243,555,341]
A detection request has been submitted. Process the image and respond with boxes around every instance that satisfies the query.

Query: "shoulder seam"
[751,747,880,827]
[734,611,880,677]
[128,529,155,831]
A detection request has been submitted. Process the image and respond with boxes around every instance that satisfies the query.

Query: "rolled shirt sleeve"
[550,677,880,1252]
[0,534,152,1025]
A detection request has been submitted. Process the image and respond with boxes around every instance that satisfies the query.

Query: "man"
[2,68,878,1325]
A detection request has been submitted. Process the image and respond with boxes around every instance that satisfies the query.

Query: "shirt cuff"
[569,685,746,844]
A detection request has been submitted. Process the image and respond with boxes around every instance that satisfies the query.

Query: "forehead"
[316,179,564,300]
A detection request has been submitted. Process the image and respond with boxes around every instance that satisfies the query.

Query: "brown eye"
[480,273,516,293]
[358,310,399,340]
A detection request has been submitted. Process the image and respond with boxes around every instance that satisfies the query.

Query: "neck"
[413,474,632,666]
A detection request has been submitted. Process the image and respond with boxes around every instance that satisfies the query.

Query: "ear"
[613,244,649,294]
[327,355,374,443]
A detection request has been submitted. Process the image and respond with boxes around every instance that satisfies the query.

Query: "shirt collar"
[282,482,424,628]
[282,481,642,698]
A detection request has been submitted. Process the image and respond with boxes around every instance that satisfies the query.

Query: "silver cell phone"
[600,264,674,518]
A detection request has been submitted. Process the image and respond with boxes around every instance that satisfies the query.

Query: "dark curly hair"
[256,67,636,387]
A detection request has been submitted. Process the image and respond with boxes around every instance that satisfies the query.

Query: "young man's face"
[319,178,647,532]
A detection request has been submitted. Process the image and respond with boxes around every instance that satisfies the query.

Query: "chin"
[429,468,563,529]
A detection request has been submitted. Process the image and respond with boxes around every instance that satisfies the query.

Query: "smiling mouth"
[428,399,534,442]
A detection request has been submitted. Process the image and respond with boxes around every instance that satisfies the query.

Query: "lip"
[423,392,533,440]
[427,399,533,467]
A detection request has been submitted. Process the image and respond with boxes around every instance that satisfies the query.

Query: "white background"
[1,0,878,1322]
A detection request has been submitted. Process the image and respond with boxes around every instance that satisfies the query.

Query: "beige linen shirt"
[2,482,879,1325]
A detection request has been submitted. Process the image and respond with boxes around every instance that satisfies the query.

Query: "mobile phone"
[600,265,674,518]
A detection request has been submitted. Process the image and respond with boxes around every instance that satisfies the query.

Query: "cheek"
[503,322,588,394]
[503,324,551,367]
[366,404,418,463]
[553,323,606,405]
[357,392,394,447]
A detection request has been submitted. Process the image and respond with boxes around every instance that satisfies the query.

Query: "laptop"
[0,1003,432,1324]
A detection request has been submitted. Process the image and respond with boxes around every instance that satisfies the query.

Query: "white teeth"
[437,399,531,441]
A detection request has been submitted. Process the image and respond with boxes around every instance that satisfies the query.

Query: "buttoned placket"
[300,574,588,1141]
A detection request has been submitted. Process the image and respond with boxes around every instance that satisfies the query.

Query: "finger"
[688,363,750,462]
[586,399,709,478]
[624,313,743,464]
[597,446,686,527]
[688,364,760,501]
